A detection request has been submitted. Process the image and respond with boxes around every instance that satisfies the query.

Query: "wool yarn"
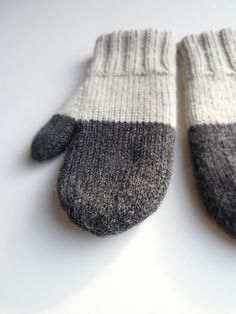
[178,28,236,236]
[32,29,176,236]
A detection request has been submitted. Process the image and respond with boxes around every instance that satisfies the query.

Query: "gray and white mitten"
[179,29,236,236]
[32,29,176,236]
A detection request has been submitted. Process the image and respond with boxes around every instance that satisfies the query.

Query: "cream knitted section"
[58,29,176,126]
[178,28,236,126]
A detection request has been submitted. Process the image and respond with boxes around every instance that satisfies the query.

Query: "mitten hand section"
[31,114,76,161]
[56,29,176,236]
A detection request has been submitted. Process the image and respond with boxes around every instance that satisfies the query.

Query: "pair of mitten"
[32,29,236,237]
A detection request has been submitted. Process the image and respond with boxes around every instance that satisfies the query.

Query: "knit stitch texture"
[32,29,176,236]
[178,28,236,236]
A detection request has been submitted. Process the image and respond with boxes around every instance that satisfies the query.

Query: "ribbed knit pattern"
[31,29,176,236]
[179,28,236,126]
[89,29,175,75]
[58,29,176,125]
[180,28,236,78]
[178,28,236,236]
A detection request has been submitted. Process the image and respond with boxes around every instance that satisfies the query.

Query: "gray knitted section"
[31,114,76,161]
[189,123,236,236]
[57,120,175,236]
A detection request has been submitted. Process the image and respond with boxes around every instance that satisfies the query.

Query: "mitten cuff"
[178,28,236,79]
[89,29,176,76]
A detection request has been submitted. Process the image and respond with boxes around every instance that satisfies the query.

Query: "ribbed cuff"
[178,28,236,79]
[89,29,176,76]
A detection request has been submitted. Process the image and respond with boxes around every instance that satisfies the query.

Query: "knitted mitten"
[32,29,176,236]
[178,29,236,236]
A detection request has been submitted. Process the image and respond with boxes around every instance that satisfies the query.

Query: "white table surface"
[1,1,236,313]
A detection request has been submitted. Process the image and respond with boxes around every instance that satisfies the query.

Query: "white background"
[0,1,236,313]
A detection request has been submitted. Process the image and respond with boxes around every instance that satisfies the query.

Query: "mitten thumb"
[31,114,76,161]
